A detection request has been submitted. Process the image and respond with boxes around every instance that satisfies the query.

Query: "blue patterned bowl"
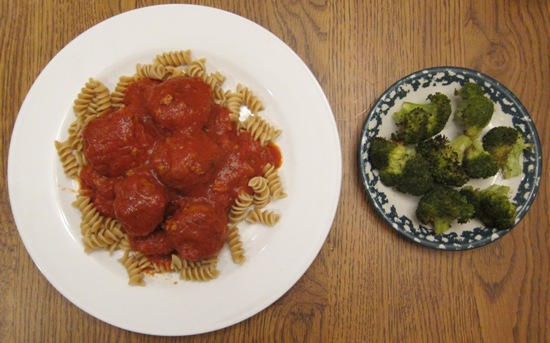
[359,66,542,250]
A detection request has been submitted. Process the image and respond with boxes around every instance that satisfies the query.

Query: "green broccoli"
[455,82,485,98]
[454,82,495,139]
[449,134,473,164]
[368,137,434,195]
[458,186,481,210]
[482,126,533,179]
[368,137,411,186]
[394,154,435,196]
[460,185,517,230]
[462,140,499,179]
[416,185,475,234]
[417,135,469,187]
[392,92,452,144]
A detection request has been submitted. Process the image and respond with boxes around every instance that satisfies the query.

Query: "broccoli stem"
[503,137,531,179]
[433,218,451,235]
[450,135,473,163]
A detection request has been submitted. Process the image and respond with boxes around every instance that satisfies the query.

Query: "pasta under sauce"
[80,76,281,263]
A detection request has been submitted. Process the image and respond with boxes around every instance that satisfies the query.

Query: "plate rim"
[358,65,542,251]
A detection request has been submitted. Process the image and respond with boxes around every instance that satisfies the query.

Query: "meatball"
[79,166,120,218]
[129,229,174,256]
[113,174,168,237]
[82,107,157,177]
[164,202,228,261]
[148,76,213,132]
[151,131,222,193]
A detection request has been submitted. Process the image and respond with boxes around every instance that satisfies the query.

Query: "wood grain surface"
[1,1,549,342]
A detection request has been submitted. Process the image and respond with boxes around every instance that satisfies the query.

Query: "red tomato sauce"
[80,76,281,261]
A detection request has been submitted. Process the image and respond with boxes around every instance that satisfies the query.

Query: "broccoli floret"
[392,92,452,144]
[368,137,434,195]
[368,137,401,170]
[394,154,435,196]
[460,185,516,230]
[368,137,412,187]
[416,185,475,234]
[417,135,469,187]
[454,82,495,139]
[482,126,533,179]
[455,82,485,99]
[462,140,499,179]
[459,185,481,210]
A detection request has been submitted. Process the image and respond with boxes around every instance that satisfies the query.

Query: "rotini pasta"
[237,84,265,114]
[153,50,193,67]
[56,49,286,285]
[245,207,281,226]
[119,251,149,286]
[248,176,271,208]
[241,114,282,146]
[111,75,135,107]
[227,225,245,264]
[225,90,244,123]
[229,191,254,223]
[180,263,220,282]
[263,163,287,199]
[55,139,79,178]
[135,63,168,80]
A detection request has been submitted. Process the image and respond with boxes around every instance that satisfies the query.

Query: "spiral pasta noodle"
[242,114,282,146]
[263,163,287,199]
[229,191,254,223]
[55,139,79,178]
[135,63,168,80]
[248,176,271,208]
[225,90,244,123]
[93,81,112,114]
[245,207,281,226]
[111,75,135,107]
[73,78,98,117]
[166,66,186,79]
[237,84,265,114]
[119,251,149,286]
[153,50,193,67]
[179,256,220,282]
[227,226,246,264]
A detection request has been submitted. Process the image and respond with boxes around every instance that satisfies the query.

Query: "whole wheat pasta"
[166,66,186,79]
[186,58,207,78]
[229,191,254,223]
[119,251,147,286]
[153,50,193,67]
[242,114,282,146]
[224,90,244,123]
[82,227,125,252]
[248,176,270,208]
[178,256,220,281]
[92,81,112,114]
[227,225,245,264]
[135,63,168,80]
[180,263,220,282]
[73,78,99,117]
[263,163,287,199]
[111,75,135,107]
[245,207,281,226]
[237,84,265,114]
[55,139,79,178]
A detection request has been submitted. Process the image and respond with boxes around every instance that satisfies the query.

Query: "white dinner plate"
[8,5,341,336]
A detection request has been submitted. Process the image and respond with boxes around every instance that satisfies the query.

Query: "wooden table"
[1,1,548,342]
